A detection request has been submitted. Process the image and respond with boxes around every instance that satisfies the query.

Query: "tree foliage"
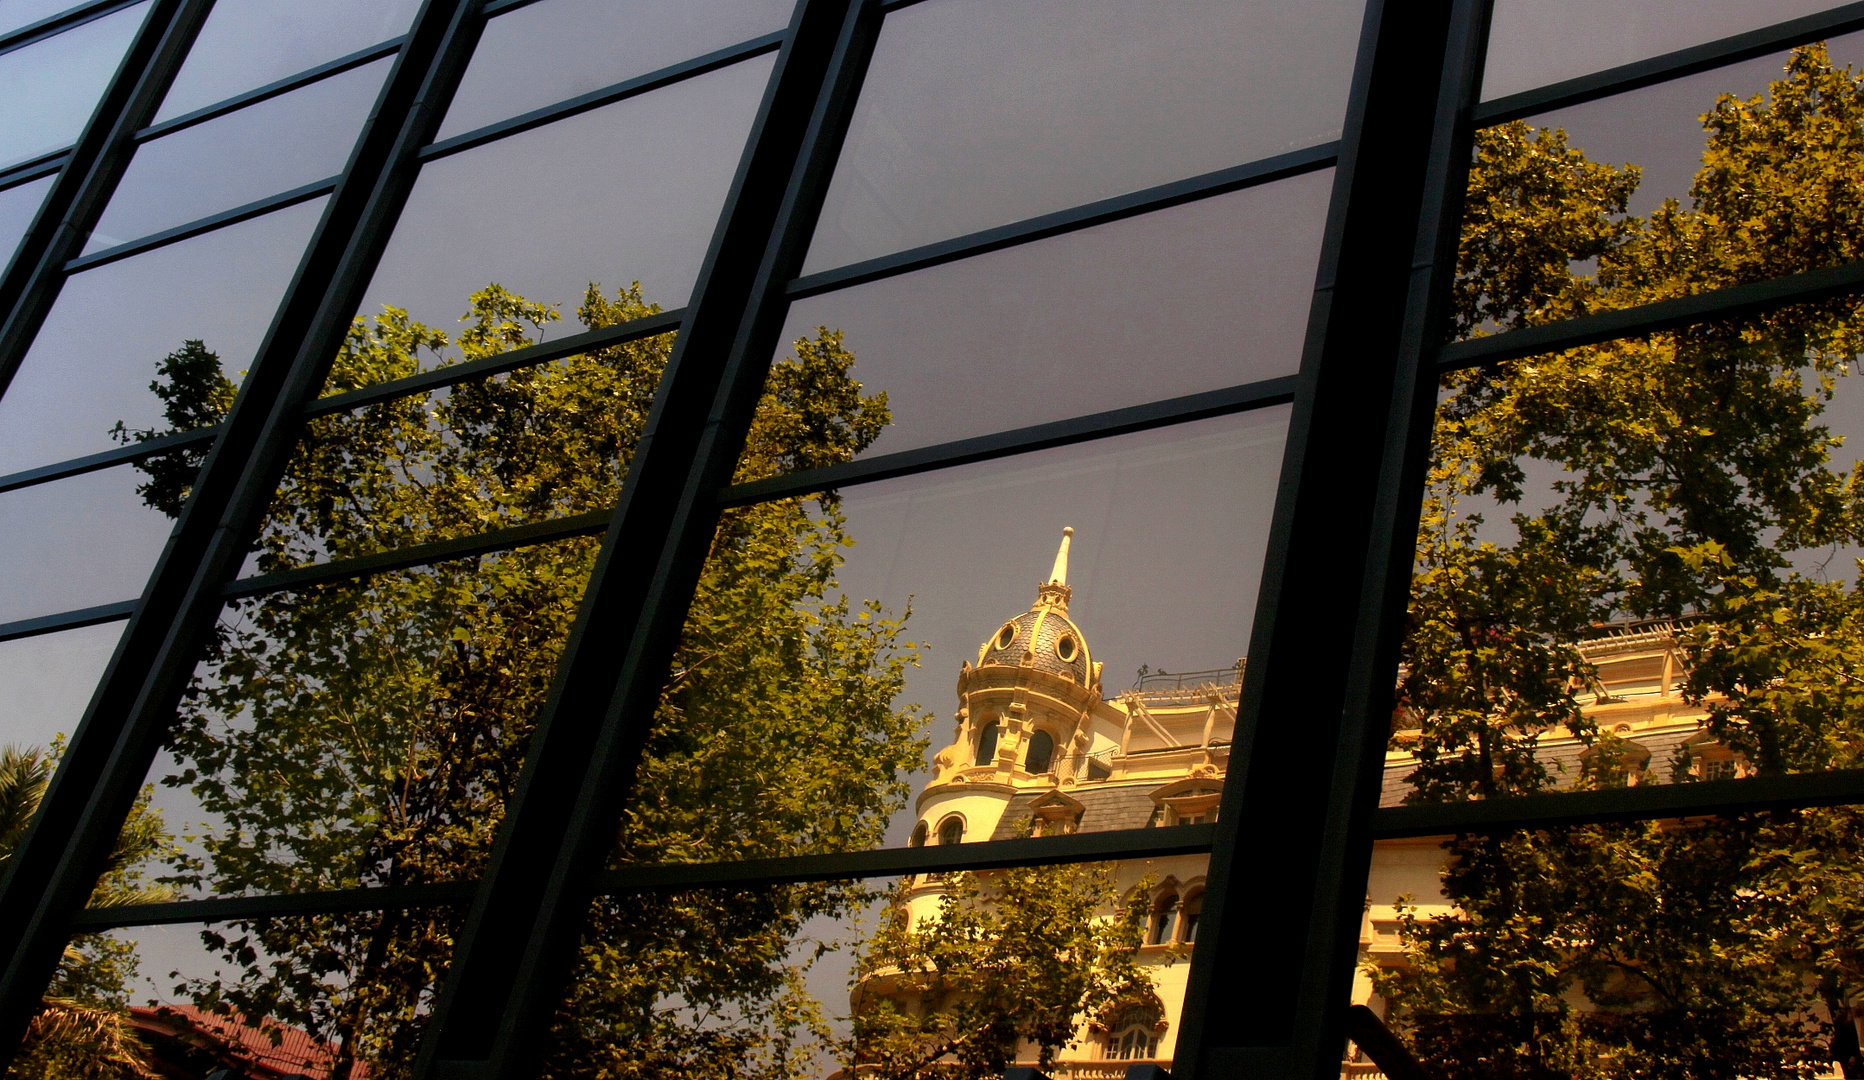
[1378,44,1864,1078]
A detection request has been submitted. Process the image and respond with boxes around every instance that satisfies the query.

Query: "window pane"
[435,0,793,141]
[782,171,1330,461]
[0,0,88,36]
[803,0,1364,273]
[357,56,772,339]
[1362,818,1861,1077]
[622,409,1286,864]
[0,621,123,749]
[0,199,323,475]
[155,0,422,122]
[35,916,458,1080]
[0,3,148,170]
[1484,0,1853,102]
[0,466,173,624]
[0,172,51,266]
[546,867,1195,1073]
[87,58,388,252]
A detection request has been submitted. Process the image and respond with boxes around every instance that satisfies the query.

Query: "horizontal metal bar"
[478,0,543,15]
[0,601,135,645]
[67,880,479,929]
[1476,2,1864,127]
[0,0,139,57]
[1437,257,1864,370]
[64,175,336,274]
[134,37,405,143]
[419,32,785,163]
[303,308,684,418]
[787,143,1340,301]
[719,376,1299,509]
[0,153,67,193]
[220,509,611,601]
[595,824,1218,893]
[0,425,216,494]
[1373,768,1864,839]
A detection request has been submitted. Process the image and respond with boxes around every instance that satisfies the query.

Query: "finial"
[1036,527,1075,612]
[1050,527,1073,585]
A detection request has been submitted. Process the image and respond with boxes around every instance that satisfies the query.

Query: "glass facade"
[1,1,1861,1079]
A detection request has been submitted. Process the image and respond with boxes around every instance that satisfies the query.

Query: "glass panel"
[1397,311,1864,804]
[29,916,457,1080]
[139,540,596,899]
[1363,818,1862,1077]
[0,0,87,36]
[622,409,1287,865]
[548,866,1194,1074]
[357,55,772,342]
[435,0,793,141]
[0,3,148,170]
[0,464,174,624]
[782,171,1330,461]
[0,621,123,749]
[87,58,389,252]
[155,0,423,122]
[1484,0,1853,102]
[803,0,1364,274]
[0,198,324,475]
[0,172,52,266]
[1457,39,1864,336]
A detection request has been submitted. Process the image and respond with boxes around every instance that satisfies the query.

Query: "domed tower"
[913,528,1113,851]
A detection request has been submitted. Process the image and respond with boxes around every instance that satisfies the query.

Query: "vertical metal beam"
[1168,0,1489,1075]
[411,0,883,1075]
[0,0,486,1063]
[0,0,209,398]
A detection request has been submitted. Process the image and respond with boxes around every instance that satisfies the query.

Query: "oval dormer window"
[1056,634,1078,663]
[996,622,1017,650]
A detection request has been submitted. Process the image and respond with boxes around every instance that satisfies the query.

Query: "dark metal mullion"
[69,882,478,930]
[1168,0,1475,1074]
[410,1,882,1074]
[0,424,215,493]
[787,142,1339,301]
[0,602,136,645]
[0,0,140,56]
[720,375,1299,508]
[0,154,68,193]
[1475,0,1864,127]
[418,31,785,163]
[0,0,490,1063]
[63,174,336,273]
[0,0,203,401]
[134,36,406,142]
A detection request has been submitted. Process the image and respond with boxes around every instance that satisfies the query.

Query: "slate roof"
[1378,724,1702,808]
[989,784,1159,840]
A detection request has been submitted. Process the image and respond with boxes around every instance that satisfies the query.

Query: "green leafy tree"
[845,862,1156,1079]
[1376,43,1864,1078]
[119,282,927,1079]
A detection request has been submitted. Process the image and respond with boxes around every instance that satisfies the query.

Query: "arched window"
[1148,894,1179,945]
[1024,729,1055,774]
[937,817,963,846]
[1181,891,1202,943]
[1102,1002,1161,1060]
[909,821,928,848]
[975,722,1000,765]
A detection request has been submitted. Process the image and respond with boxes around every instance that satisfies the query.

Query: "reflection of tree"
[121,283,929,1079]
[0,746,173,1080]
[846,863,1154,1079]
[1379,46,1864,1077]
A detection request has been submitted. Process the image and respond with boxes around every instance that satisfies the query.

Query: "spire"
[1036,527,1074,612]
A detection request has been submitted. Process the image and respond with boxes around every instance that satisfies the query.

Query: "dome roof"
[976,528,1092,685]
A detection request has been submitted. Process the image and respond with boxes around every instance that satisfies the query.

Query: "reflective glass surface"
[0,466,173,624]
[782,171,1331,460]
[155,0,422,122]
[0,172,51,266]
[547,865,1196,1073]
[0,199,324,474]
[0,621,123,749]
[1484,0,1853,101]
[624,408,1286,863]
[435,0,793,141]
[36,917,457,1079]
[803,0,1364,273]
[87,58,389,252]
[0,0,87,36]
[0,3,148,169]
[358,56,772,338]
